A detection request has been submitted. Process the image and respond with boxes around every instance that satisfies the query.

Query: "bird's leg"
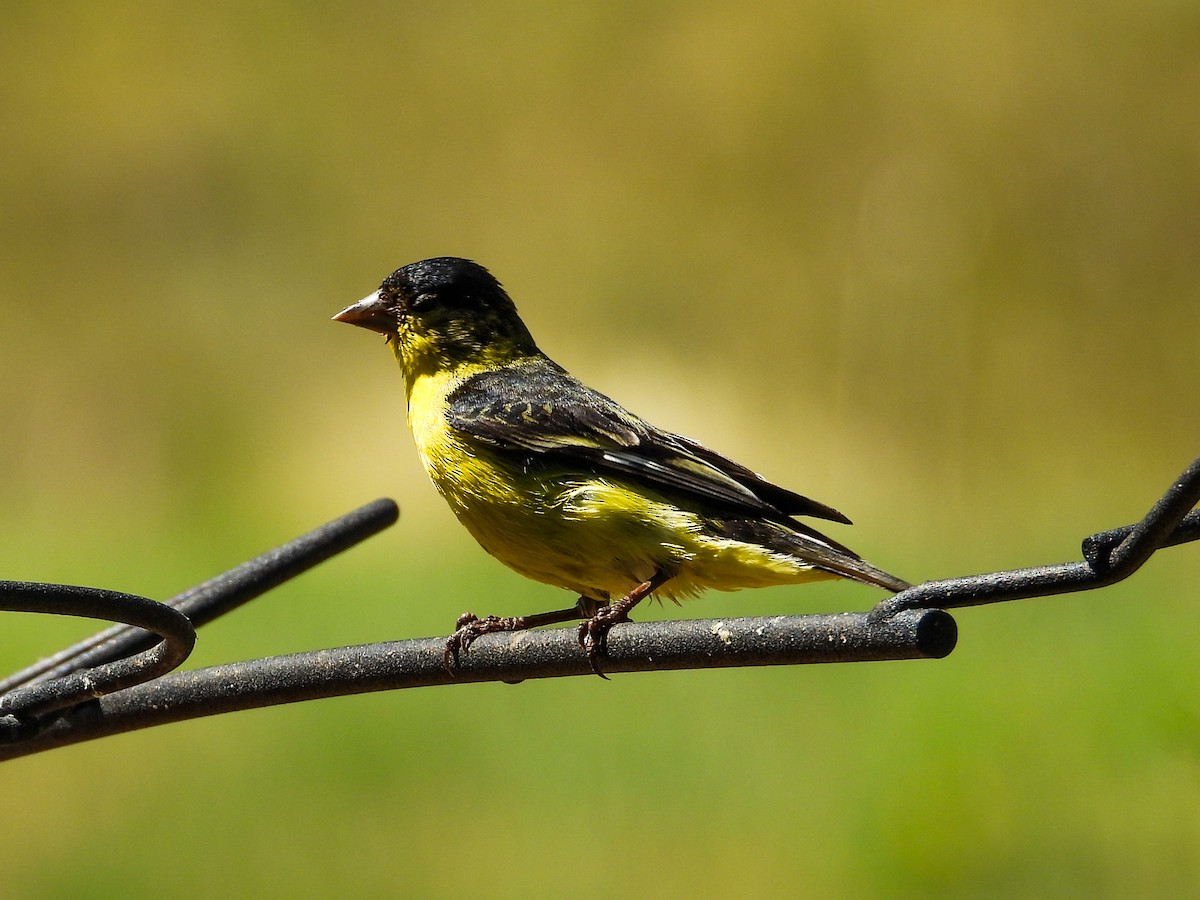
[443,595,605,674]
[578,570,672,677]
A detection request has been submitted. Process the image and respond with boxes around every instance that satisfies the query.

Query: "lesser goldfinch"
[335,257,909,673]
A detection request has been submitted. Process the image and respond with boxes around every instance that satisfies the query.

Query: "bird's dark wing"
[445,357,852,528]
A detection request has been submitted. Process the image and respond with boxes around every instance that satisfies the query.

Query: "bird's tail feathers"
[814,554,912,593]
[716,517,911,593]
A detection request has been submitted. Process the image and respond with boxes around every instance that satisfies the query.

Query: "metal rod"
[0,608,954,759]
[871,455,1200,621]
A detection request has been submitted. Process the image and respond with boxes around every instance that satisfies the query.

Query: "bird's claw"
[443,612,538,675]
[577,605,632,678]
[443,612,489,674]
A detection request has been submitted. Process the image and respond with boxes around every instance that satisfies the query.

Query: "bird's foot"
[577,603,635,679]
[443,603,593,675]
[576,571,672,678]
[443,612,529,674]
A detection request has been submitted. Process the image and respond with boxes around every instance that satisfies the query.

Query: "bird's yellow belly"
[427,445,676,599]
[416,447,825,606]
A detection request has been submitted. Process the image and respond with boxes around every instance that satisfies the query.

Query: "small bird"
[334,257,909,674]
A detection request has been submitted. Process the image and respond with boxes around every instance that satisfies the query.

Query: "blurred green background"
[2,2,1197,896]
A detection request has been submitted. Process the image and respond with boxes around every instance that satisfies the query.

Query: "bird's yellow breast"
[405,369,464,474]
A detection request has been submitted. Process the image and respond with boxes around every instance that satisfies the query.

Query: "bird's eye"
[412,292,438,309]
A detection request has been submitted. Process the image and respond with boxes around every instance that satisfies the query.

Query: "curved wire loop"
[0,583,195,723]
[0,498,400,694]
[0,498,399,741]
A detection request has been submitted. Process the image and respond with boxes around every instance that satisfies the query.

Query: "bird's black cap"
[381,257,503,302]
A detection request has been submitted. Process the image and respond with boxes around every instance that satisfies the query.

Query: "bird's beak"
[332,291,397,335]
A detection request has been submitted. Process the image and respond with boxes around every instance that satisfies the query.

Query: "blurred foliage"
[1,2,1197,897]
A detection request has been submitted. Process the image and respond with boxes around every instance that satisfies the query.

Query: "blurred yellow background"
[1,2,1197,896]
